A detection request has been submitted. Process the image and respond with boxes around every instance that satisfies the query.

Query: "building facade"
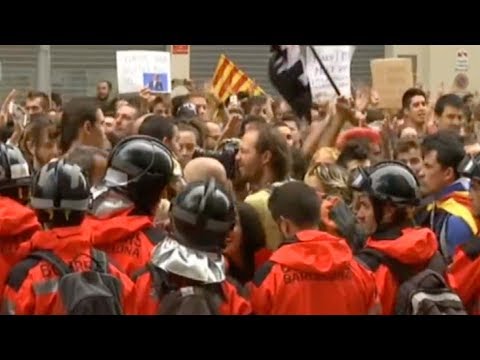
[189,45,386,95]
[0,45,168,100]
[387,45,480,93]
[1,45,473,102]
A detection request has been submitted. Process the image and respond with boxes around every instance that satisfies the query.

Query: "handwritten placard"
[306,46,355,102]
[371,58,413,110]
[116,51,171,94]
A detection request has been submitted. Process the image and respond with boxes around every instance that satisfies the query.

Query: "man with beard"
[25,91,49,116]
[236,124,291,250]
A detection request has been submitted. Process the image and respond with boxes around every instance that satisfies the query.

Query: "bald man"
[155,157,231,227]
[183,157,229,189]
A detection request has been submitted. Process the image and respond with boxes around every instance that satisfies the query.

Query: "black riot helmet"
[458,154,480,181]
[349,161,421,207]
[31,159,90,227]
[171,178,236,253]
[104,135,174,215]
[0,142,32,204]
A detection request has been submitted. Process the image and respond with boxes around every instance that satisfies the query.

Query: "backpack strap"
[192,283,226,314]
[426,252,447,276]
[147,263,172,299]
[91,249,109,274]
[226,275,248,298]
[356,248,416,284]
[28,251,72,277]
[355,249,384,272]
[438,216,450,261]
[460,236,480,260]
[143,227,166,246]
[7,257,44,292]
[131,266,150,282]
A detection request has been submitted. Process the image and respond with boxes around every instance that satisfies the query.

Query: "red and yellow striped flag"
[211,54,264,102]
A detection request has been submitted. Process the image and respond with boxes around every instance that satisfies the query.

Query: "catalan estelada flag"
[211,54,264,102]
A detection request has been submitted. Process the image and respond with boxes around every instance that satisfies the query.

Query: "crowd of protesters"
[1,55,480,315]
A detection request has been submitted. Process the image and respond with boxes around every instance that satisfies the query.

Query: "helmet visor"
[458,155,480,180]
[349,167,370,192]
[102,167,130,188]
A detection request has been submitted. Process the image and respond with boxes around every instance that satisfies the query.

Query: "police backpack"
[149,264,225,316]
[357,249,467,315]
[7,249,124,315]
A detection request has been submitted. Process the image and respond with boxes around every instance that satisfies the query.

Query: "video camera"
[193,138,240,180]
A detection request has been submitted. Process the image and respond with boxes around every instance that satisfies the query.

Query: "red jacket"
[363,227,438,315]
[130,268,252,315]
[0,196,40,298]
[83,210,161,278]
[247,230,379,315]
[2,226,134,315]
[447,238,480,314]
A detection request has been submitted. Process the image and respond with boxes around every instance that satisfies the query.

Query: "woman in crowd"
[224,202,269,285]
[304,163,352,205]
[19,115,59,172]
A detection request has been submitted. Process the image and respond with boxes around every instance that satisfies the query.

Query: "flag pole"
[308,45,341,96]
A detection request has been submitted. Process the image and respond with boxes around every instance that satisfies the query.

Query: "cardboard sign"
[116,51,171,94]
[306,46,355,102]
[172,45,190,55]
[455,48,469,72]
[370,58,413,110]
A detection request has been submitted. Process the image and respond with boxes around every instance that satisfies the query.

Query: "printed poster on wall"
[306,45,355,102]
[116,51,171,94]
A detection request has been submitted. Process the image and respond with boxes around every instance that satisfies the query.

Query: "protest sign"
[370,58,413,110]
[306,46,355,102]
[116,51,171,94]
[455,48,469,72]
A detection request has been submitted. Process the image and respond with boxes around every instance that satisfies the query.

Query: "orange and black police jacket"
[247,230,379,315]
[1,226,134,315]
[358,227,439,315]
[0,196,41,298]
[448,237,480,314]
[130,266,252,315]
[83,210,165,279]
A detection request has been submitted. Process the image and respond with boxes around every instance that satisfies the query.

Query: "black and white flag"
[269,45,312,122]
